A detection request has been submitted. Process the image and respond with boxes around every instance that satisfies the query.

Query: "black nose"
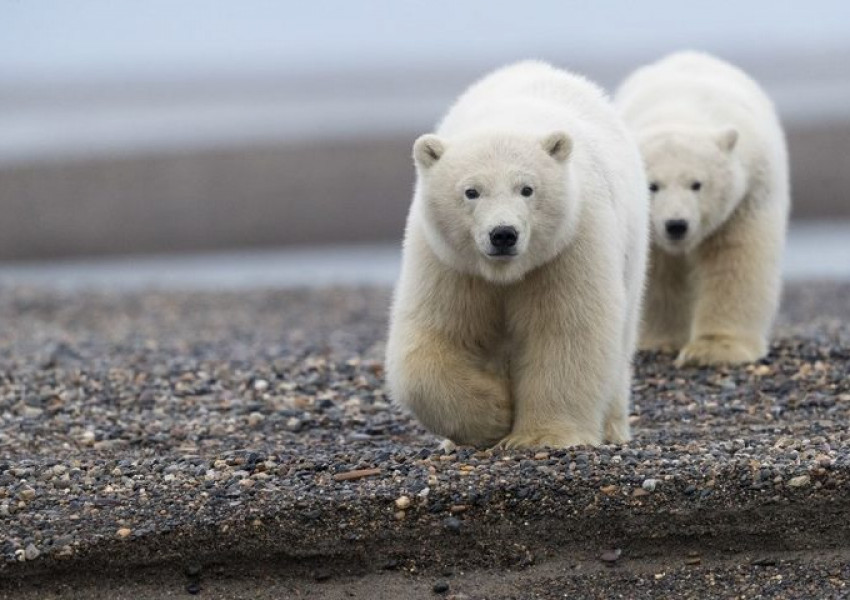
[489,226,518,249]
[665,219,689,240]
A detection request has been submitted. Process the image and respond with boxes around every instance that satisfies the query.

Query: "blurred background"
[1,0,848,284]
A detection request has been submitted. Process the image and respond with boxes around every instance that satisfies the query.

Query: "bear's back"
[616,51,779,136]
[436,61,616,140]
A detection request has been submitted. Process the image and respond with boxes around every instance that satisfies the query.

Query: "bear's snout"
[664,219,689,240]
[488,226,519,255]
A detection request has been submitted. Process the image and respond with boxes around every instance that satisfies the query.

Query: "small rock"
[433,580,450,594]
[444,516,462,533]
[642,479,658,492]
[247,412,265,428]
[285,417,303,432]
[116,527,132,539]
[253,379,270,392]
[633,488,650,497]
[18,487,36,502]
[332,468,382,482]
[600,548,622,564]
[22,405,44,418]
[684,555,701,566]
[395,495,412,510]
[186,582,201,595]
[533,452,549,460]
[788,475,810,488]
[600,484,618,495]
[24,544,40,561]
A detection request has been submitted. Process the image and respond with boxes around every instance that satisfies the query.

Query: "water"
[0,223,847,291]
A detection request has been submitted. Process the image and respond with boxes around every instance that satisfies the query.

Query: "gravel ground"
[0,282,848,598]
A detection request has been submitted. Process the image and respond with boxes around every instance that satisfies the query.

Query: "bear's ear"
[413,134,445,168]
[541,131,573,163]
[715,127,739,153]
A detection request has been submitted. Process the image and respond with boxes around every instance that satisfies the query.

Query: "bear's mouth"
[486,249,518,259]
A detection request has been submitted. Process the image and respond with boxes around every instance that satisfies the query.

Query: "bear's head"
[412,131,578,284]
[639,127,746,254]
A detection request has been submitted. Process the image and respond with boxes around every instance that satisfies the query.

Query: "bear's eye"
[648,182,659,193]
[691,181,702,191]
[464,188,480,200]
[520,185,534,197]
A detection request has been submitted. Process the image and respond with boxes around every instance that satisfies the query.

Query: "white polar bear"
[615,51,790,366]
[386,61,649,449]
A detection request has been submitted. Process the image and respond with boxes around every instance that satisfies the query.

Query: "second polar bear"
[615,52,790,366]
[386,61,649,449]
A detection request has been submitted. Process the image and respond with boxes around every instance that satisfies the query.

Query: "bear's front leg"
[500,263,623,449]
[387,327,512,448]
[640,248,693,353]
[677,208,783,366]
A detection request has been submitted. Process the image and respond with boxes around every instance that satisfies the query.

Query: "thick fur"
[615,51,790,366]
[386,61,649,449]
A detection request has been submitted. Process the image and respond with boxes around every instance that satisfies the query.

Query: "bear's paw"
[675,335,765,366]
[497,429,600,450]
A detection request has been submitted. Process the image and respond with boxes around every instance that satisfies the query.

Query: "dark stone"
[443,517,461,533]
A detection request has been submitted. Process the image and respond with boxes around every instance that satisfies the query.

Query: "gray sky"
[3,0,850,83]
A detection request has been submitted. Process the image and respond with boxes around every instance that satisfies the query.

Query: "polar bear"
[615,51,790,366]
[385,61,649,449]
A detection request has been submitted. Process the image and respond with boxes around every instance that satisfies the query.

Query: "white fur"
[615,51,790,365]
[386,61,649,448]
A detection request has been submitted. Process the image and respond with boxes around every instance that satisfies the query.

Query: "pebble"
[444,517,462,533]
[116,528,133,539]
[395,495,412,510]
[433,580,450,594]
[24,544,40,561]
[332,468,382,482]
[788,475,811,488]
[600,548,622,564]
[642,479,659,492]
